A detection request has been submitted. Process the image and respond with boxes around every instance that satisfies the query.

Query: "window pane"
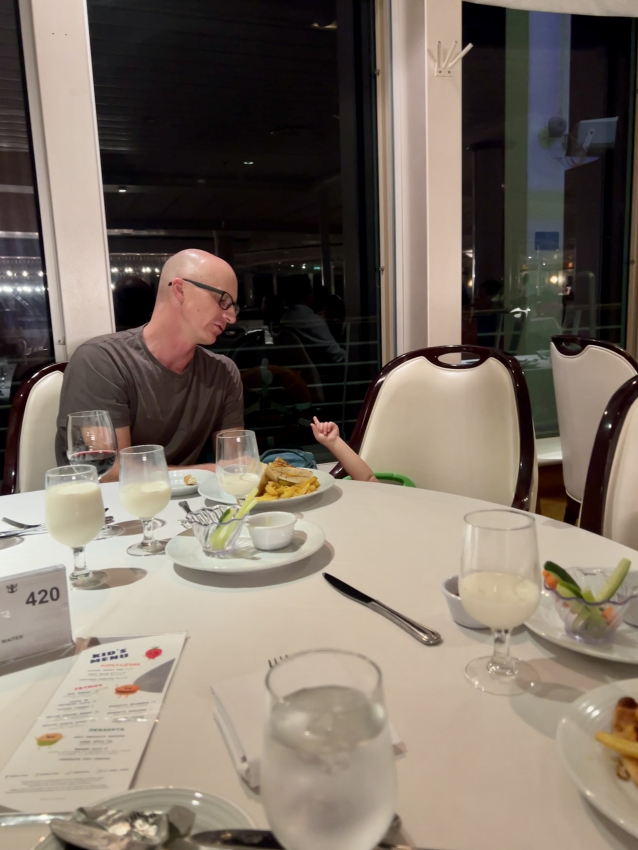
[462,4,636,436]
[87,0,381,460]
[0,0,52,471]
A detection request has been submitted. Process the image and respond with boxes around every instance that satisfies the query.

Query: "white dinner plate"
[166,520,325,574]
[169,468,214,497]
[525,590,638,664]
[198,468,335,507]
[36,785,253,849]
[557,679,638,840]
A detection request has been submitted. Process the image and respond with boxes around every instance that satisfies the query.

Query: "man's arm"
[57,342,132,468]
[207,360,245,463]
[102,428,219,482]
[100,426,132,482]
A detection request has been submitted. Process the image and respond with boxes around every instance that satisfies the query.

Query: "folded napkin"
[212,666,406,789]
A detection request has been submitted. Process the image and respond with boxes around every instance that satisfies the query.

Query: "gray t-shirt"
[55,326,244,466]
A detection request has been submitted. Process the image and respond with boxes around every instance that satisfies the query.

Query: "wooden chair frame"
[2,361,67,495]
[331,345,536,511]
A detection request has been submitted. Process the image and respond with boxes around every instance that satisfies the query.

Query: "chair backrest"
[581,376,638,549]
[2,362,67,495]
[550,336,638,504]
[335,345,536,510]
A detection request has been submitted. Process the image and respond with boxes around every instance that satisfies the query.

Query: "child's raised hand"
[311,416,340,447]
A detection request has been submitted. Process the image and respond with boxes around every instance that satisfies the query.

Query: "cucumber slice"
[595,558,631,602]
[544,561,582,591]
[554,583,607,629]
[555,579,583,599]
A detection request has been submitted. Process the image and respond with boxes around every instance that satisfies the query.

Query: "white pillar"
[18,0,113,359]
[390,0,462,353]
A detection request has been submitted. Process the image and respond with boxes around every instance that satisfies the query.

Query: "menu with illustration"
[0,633,185,814]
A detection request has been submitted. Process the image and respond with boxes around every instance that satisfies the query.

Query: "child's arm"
[311,418,377,482]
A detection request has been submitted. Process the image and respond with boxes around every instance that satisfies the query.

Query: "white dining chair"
[332,345,537,511]
[550,335,638,524]
[580,375,638,549]
[2,362,67,495]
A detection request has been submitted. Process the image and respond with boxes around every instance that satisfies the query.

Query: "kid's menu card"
[0,633,185,814]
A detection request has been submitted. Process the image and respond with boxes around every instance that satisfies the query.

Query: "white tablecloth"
[0,481,637,850]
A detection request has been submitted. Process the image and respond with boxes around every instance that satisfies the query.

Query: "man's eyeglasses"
[169,278,241,316]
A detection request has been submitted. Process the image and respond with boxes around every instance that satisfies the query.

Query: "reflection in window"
[0,0,52,471]
[88,0,380,458]
[462,4,636,436]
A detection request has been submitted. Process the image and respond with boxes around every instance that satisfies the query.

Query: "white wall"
[390,0,463,354]
[19,0,114,360]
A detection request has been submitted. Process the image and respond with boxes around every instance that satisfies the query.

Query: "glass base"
[71,570,108,590]
[95,524,124,540]
[127,539,166,557]
[465,655,538,696]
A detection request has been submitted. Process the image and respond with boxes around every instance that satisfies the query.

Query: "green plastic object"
[344,472,416,487]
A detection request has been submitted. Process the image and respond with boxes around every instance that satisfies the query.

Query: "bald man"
[55,249,243,480]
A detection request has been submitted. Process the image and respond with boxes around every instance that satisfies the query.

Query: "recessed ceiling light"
[243,161,254,165]
[312,21,337,29]
[118,186,127,193]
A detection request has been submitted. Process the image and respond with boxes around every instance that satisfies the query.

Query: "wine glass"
[215,430,261,503]
[45,464,107,589]
[459,509,541,696]
[261,650,396,850]
[67,410,123,538]
[119,445,171,556]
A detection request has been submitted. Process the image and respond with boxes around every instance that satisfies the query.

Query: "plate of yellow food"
[198,458,334,507]
[557,680,638,839]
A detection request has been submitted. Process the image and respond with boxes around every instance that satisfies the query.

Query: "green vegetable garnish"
[595,558,631,602]
[544,561,582,591]
[210,488,259,550]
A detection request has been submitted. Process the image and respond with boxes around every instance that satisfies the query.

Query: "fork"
[267,654,289,669]
[0,516,115,538]
[3,507,110,530]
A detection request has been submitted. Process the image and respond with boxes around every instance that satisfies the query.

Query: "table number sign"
[0,565,73,666]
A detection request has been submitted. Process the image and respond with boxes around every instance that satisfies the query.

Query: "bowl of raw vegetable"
[543,559,638,644]
[182,489,258,557]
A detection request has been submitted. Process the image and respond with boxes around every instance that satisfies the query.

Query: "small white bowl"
[247,512,296,551]
[441,575,488,629]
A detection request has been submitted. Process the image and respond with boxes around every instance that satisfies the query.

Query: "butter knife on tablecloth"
[323,573,442,646]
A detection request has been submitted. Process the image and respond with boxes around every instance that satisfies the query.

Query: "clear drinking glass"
[119,445,171,556]
[67,409,123,538]
[459,509,541,696]
[45,465,106,589]
[215,429,261,503]
[261,650,396,850]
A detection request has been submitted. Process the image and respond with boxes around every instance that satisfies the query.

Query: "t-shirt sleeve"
[216,359,244,431]
[57,343,132,431]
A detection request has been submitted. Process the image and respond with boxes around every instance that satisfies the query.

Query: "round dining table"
[0,479,637,850]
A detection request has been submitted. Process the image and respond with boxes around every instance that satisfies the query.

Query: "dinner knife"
[189,829,428,850]
[323,573,442,646]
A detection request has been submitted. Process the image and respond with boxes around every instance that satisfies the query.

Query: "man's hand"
[311,417,340,448]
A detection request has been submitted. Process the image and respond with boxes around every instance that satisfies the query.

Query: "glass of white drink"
[459,509,541,696]
[45,464,106,589]
[216,430,261,503]
[119,445,171,556]
[261,650,396,850]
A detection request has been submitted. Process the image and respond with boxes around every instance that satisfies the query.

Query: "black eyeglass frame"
[168,277,240,316]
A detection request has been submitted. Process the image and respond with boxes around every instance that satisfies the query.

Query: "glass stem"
[488,629,516,677]
[141,518,155,548]
[71,546,90,581]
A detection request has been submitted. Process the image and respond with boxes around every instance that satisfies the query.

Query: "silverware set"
[0,509,113,539]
